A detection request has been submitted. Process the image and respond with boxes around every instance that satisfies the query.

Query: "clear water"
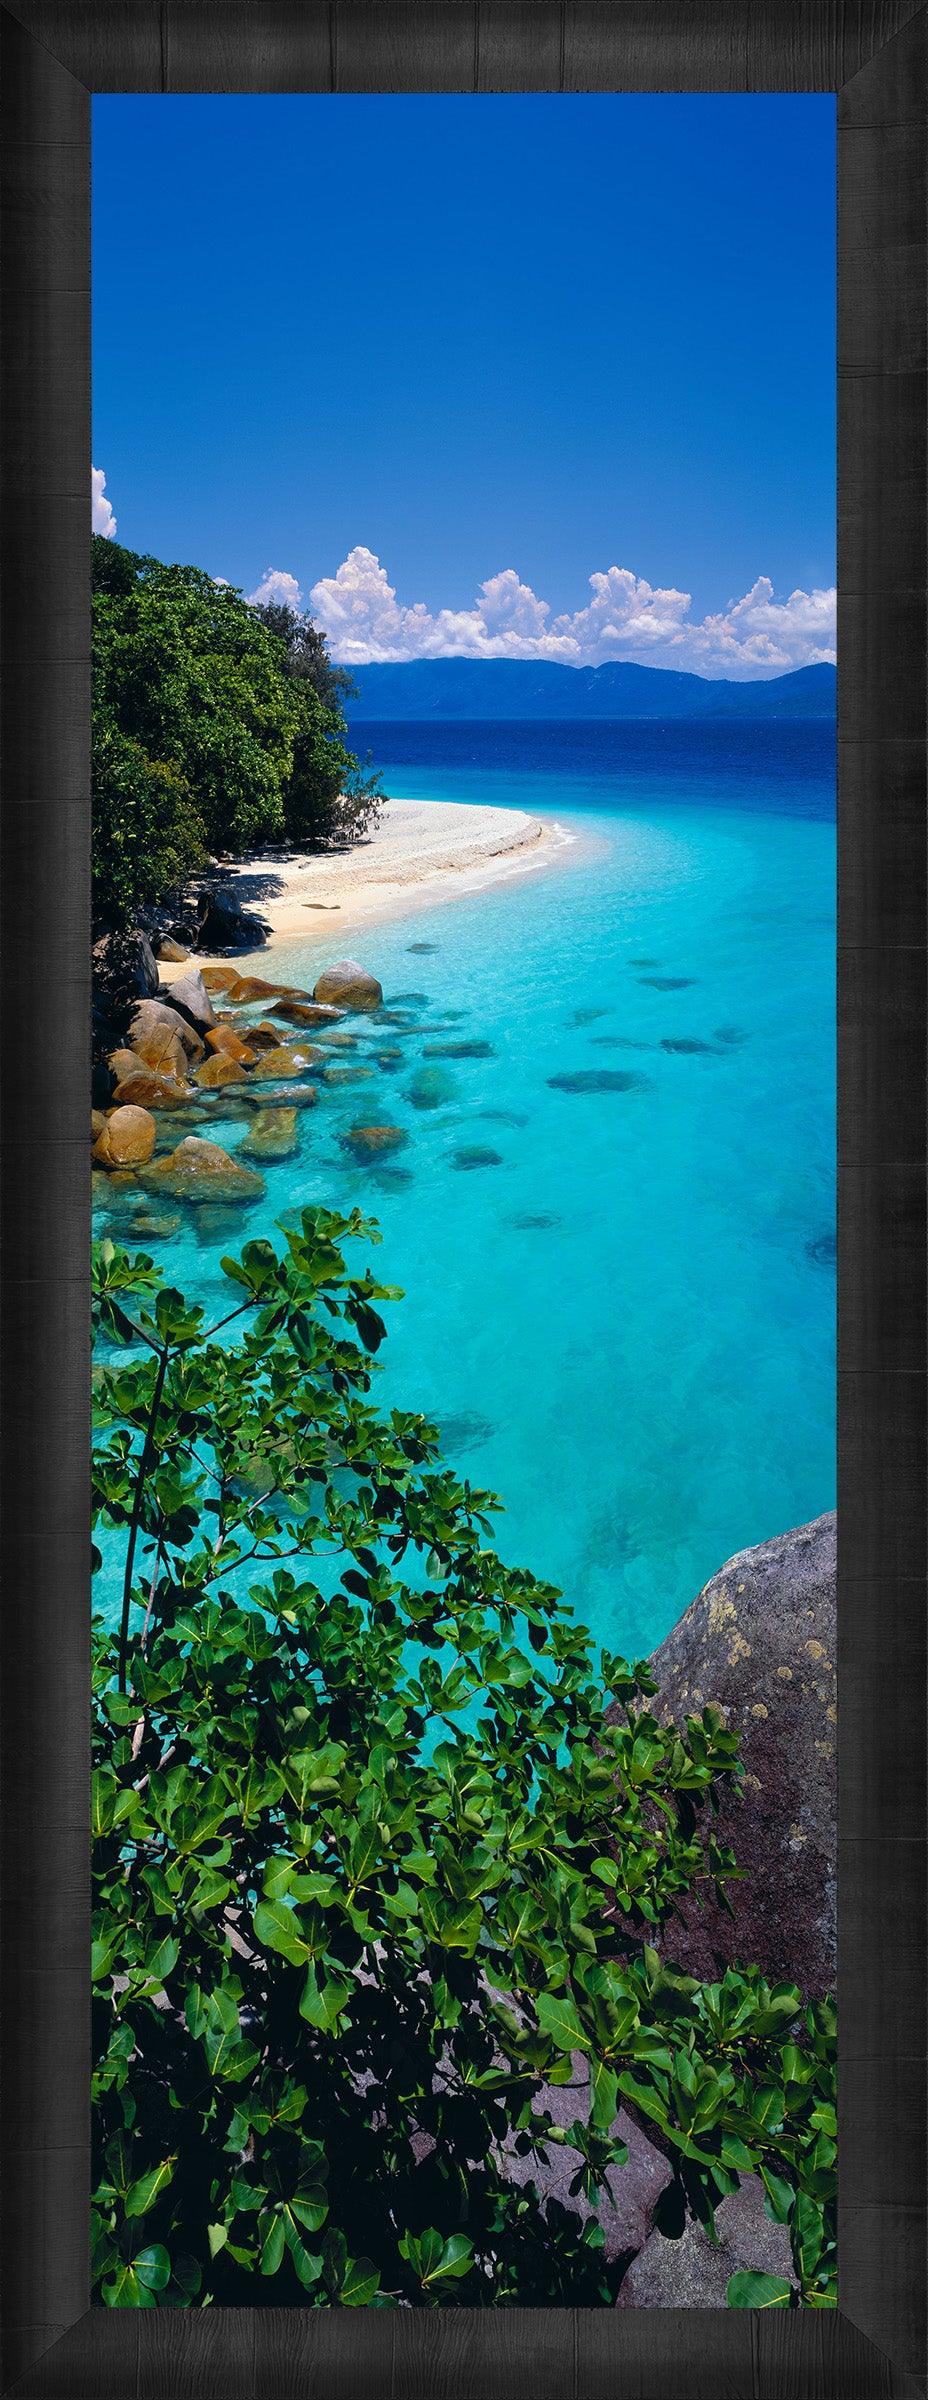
[95,719,835,1662]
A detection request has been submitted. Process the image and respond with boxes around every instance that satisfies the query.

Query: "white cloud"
[246,567,304,611]
[92,466,116,540]
[307,547,836,680]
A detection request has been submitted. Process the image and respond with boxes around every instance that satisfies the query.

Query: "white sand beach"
[169,797,575,961]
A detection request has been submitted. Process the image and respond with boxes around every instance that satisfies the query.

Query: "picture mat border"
[0,2,924,2393]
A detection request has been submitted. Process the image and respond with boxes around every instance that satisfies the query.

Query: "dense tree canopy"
[92,538,382,929]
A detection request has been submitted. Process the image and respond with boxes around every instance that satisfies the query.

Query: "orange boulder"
[92,1104,157,1169]
[112,1067,192,1109]
[196,1053,248,1089]
[313,960,383,1013]
[250,1042,324,1081]
[206,1024,256,1065]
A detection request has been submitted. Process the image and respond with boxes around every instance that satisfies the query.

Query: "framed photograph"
[1,4,924,2396]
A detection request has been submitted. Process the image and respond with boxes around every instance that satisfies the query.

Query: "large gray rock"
[92,928,160,1068]
[158,963,218,1033]
[502,2078,673,2267]
[617,2174,793,2308]
[630,1512,836,1997]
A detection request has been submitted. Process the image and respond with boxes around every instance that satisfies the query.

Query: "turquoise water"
[96,725,835,1662]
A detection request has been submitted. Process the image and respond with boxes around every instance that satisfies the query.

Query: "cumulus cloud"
[246,567,305,611]
[92,466,116,539]
[307,547,835,680]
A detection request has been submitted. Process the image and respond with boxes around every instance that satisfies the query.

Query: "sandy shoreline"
[165,797,576,964]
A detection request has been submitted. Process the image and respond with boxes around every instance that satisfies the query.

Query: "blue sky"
[92,94,836,677]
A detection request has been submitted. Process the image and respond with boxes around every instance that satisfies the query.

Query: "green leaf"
[536,1992,590,2055]
[299,1964,352,2032]
[341,2254,381,2305]
[124,2159,175,2219]
[132,2244,172,2293]
[260,2213,286,2276]
[589,2058,620,2131]
[760,2166,795,2225]
[727,2270,794,2309]
[252,1897,311,1966]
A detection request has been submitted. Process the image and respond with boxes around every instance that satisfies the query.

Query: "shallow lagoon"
[95,722,835,1661]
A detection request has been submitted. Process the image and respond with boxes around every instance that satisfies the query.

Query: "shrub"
[91,1213,836,2309]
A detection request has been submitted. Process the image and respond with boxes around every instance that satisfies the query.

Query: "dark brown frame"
[1,4,925,2393]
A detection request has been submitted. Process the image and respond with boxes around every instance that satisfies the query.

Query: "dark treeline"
[92,536,383,931]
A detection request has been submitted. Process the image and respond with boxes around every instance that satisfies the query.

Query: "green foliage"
[91,720,206,932]
[91,1213,836,2308]
[91,539,383,928]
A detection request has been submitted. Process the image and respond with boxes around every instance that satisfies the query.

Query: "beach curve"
[168,796,576,962]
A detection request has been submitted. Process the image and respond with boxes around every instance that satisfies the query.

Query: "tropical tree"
[91,1213,836,2310]
[91,540,384,926]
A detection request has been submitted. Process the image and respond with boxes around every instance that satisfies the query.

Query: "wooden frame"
[0,3,925,2392]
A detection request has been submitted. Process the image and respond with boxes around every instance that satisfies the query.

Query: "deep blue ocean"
[96,718,836,1663]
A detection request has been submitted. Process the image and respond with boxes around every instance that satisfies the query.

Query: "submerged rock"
[92,1103,157,1169]
[660,1037,716,1055]
[371,1164,414,1189]
[239,1106,299,1161]
[129,1207,182,1241]
[547,1069,650,1095]
[407,941,439,954]
[507,1211,562,1231]
[451,1146,502,1171]
[322,1064,372,1086]
[628,1511,836,1997]
[143,1135,265,1206]
[407,1065,458,1111]
[638,975,695,991]
[194,1203,249,1244]
[806,1230,836,1270]
[436,1412,494,1456]
[423,1039,495,1061]
[238,1083,318,1112]
[313,959,383,1013]
[341,1124,409,1164]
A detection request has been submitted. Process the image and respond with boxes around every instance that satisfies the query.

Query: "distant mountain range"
[345,659,836,724]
